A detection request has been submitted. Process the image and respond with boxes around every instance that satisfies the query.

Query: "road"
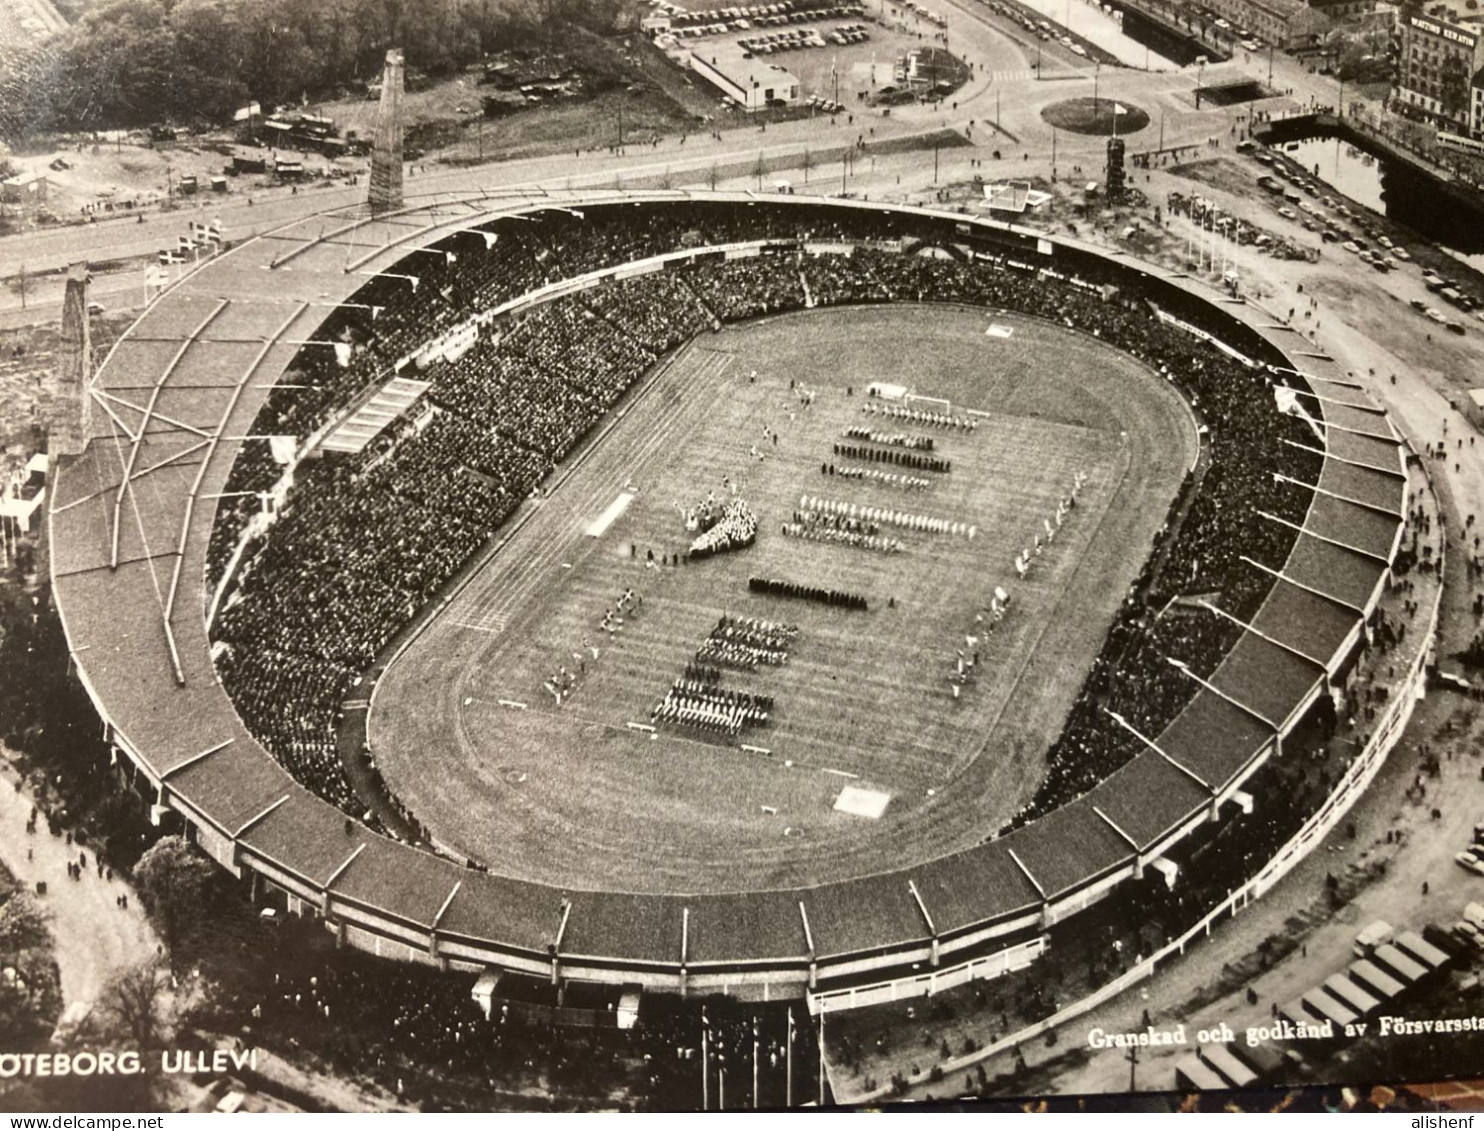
[874,121,1484,1100]
[1,0,1348,321]
[0,758,159,1019]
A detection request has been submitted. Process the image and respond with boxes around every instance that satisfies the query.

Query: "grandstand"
[49,191,1407,1003]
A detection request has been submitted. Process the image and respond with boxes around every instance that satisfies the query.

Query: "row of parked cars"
[664,1,865,36]
[740,21,867,53]
[1455,823,1484,875]
[976,0,1097,54]
[1253,144,1481,334]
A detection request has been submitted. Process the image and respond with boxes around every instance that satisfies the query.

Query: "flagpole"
[786,1010,794,1107]
[702,1024,709,1110]
[753,1020,761,1108]
[817,1010,826,1106]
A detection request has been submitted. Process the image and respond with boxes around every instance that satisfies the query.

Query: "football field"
[369,304,1197,894]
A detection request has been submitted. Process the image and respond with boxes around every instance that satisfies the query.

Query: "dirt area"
[3,137,282,229]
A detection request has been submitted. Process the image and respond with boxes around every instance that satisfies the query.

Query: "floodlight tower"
[369,48,405,214]
[50,263,94,461]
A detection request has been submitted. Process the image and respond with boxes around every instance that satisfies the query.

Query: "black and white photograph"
[0,0,1483,1115]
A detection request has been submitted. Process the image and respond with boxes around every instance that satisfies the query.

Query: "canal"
[1274,132,1484,272]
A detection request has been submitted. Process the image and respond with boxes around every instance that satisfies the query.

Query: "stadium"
[48,187,1408,1012]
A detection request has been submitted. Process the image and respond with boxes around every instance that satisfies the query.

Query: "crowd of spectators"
[206,931,818,1111]
[209,200,1325,833]
[206,439,285,591]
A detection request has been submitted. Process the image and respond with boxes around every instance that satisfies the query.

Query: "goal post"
[905,393,951,412]
[983,181,1031,213]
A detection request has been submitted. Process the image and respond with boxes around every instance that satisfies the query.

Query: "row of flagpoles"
[144,218,224,297]
[699,1006,820,1109]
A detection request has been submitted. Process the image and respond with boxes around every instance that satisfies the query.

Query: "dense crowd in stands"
[208,200,1321,829]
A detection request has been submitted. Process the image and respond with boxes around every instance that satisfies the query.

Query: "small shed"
[1464,388,1484,432]
[1,173,48,205]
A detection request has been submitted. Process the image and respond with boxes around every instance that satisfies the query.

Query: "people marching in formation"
[694,614,797,672]
[542,593,637,706]
[680,492,728,535]
[599,588,641,637]
[688,498,758,560]
[822,463,932,491]
[950,472,1085,701]
[799,495,974,539]
[781,508,903,555]
[1013,473,1085,580]
[749,576,868,611]
[862,401,977,431]
[651,678,772,737]
[841,426,935,452]
[208,199,1319,831]
[650,618,794,737]
[832,442,950,474]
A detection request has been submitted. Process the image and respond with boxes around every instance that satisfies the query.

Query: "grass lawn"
[370,303,1196,894]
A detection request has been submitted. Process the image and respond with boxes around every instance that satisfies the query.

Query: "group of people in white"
[543,589,643,705]
[948,472,1087,700]
[841,426,936,452]
[688,498,758,559]
[1013,472,1086,580]
[650,678,771,736]
[694,614,796,672]
[861,402,978,432]
[650,617,795,735]
[797,495,975,539]
[823,464,932,491]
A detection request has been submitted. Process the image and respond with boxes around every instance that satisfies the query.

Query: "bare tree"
[97,962,171,1052]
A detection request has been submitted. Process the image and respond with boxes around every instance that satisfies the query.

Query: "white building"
[689,44,800,111]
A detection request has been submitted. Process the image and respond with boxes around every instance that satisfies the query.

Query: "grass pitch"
[369,305,1196,893]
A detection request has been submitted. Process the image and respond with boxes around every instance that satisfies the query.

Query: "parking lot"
[655,0,967,104]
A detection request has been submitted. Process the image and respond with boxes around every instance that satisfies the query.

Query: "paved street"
[0,759,159,1017]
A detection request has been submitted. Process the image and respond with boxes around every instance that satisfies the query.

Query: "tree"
[0,892,52,954]
[97,961,171,1051]
[133,835,219,968]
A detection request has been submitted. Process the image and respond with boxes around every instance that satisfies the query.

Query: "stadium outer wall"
[48,189,1409,1006]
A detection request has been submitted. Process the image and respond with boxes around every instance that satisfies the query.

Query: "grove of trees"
[32,0,628,131]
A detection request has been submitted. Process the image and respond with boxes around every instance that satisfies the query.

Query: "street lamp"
[1196,57,1206,108]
